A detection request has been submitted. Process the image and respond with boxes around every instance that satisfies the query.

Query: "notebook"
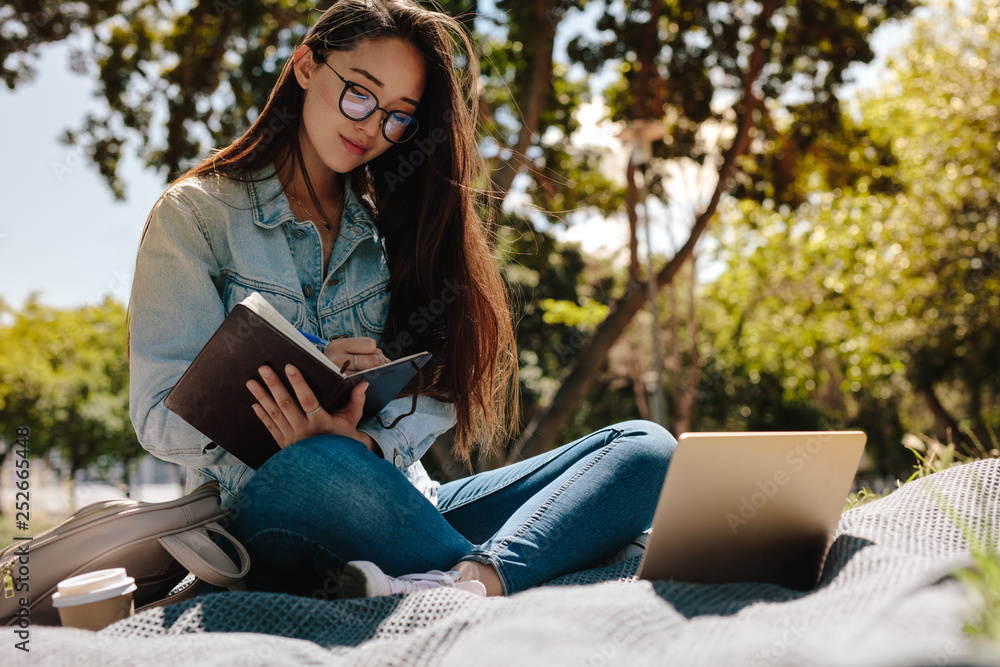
[637,431,867,590]
[165,292,430,470]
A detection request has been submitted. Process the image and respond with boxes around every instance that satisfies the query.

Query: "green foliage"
[7,1,997,482]
[499,219,590,411]
[7,0,598,205]
[539,297,609,330]
[0,1,126,89]
[16,0,337,197]
[694,195,910,470]
[531,92,628,215]
[496,217,640,443]
[682,0,1000,472]
[956,543,1000,644]
[843,485,894,510]
[928,459,1000,646]
[858,0,1000,452]
[0,296,139,476]
[478,1,587,142]
[566,0,915,208]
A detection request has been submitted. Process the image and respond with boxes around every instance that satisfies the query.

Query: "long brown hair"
[140,0,518,464]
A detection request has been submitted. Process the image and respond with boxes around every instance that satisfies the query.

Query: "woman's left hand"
[247,363,375,450]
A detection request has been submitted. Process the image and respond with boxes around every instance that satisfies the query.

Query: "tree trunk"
[965,382,994,454]
[667,261,678,426]
[488,0,558,203]
[0,451,7,516]
[509,94,759,459]
[684,257,700,427]
[919,383,962,446]
[625,162,641,282]
[507,0,775,462]
[621,0,663,282]
[633,374,651,420]
[632,0,663,120]
[66,472,77,514]
[673,255,699,434]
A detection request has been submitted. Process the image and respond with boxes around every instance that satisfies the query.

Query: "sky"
[0,6,908,312]
[0,40,164,310]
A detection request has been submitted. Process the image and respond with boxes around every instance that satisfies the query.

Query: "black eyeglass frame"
[319,59,420,145]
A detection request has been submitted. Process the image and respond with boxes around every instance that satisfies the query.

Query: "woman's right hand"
[248,363,370,449]
[324,336,388,374]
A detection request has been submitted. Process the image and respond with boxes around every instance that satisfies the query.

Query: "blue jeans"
[227,420,675,596]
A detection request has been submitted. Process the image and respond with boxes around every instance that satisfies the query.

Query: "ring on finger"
[306,406,322,416]
[354,353,359,371]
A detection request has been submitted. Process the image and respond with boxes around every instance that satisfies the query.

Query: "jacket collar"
[246,166,379,237]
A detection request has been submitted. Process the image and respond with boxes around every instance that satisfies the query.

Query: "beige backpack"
[1,481,249,627]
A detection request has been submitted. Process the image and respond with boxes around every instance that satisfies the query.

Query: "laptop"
[637,431,867,590]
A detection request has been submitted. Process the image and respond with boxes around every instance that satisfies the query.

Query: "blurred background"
[1,0,998,528]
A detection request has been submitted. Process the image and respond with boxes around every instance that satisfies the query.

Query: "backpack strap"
[158,522,250,589]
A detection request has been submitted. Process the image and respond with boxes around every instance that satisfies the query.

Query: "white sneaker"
[604,530,652,566]
[339,560,487,598]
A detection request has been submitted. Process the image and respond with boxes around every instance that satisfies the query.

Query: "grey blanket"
[8,459,1000,666]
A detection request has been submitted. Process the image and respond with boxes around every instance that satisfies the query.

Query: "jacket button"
[293,229,307,239]
[303,285,314,298]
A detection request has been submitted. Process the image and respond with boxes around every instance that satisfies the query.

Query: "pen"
[297,329,328,351]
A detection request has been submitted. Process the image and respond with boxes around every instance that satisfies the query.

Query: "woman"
[129,0,675,598]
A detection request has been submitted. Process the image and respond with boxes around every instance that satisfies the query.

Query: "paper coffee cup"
[52,568,136,631]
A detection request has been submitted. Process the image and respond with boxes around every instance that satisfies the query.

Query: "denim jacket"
[128,167,455,507]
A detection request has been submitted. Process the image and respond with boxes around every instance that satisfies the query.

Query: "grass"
[928,471,1000,646]
[956,543,1000,643]
[845,426,998,510]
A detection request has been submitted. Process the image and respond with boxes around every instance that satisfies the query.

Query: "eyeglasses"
[320,61,420,144]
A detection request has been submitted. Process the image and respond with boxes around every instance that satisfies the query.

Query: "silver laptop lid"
[638,431,866,590]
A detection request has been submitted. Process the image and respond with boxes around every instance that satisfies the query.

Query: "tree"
[6,1,364,197]
[859,0,1000,452]
[6,1,598,476]
[1,1,126,89]
[698,195,915,473]
[512,0,915,459]
[6,2,929,463]
[0,297,141,509]
[678,0,1000,470]
[478,0,588,201]
[1,0,583,203]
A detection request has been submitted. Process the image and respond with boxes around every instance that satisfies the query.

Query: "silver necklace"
[286,191,341,231]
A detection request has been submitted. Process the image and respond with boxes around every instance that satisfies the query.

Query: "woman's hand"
[247,363,375,450]
[324,336,388,375]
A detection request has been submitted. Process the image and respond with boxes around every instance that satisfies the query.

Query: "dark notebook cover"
[164,293,430,470]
